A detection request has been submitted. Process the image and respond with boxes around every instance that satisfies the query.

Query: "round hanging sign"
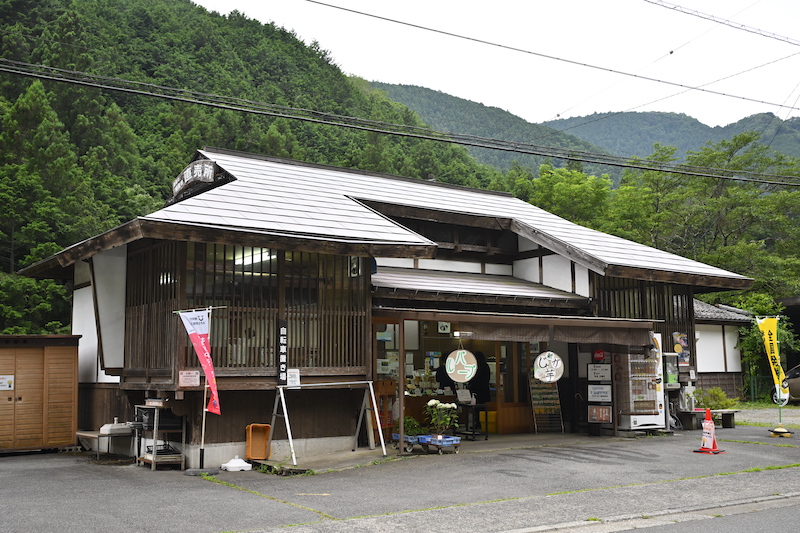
[445,349,478,383]
[533,351,564,383]
[592,349,607,362]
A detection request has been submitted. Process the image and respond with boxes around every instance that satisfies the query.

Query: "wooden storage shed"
[0,335,80,452]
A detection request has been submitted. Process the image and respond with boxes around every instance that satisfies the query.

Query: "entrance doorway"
[372,319,539,435]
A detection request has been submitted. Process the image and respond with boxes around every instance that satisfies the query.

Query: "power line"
[306,0,800,115]
[643,0,800,47]
[551,48,800,137]
[2,58,799,187]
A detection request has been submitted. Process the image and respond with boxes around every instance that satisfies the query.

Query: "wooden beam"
[603,264,753,291]
[372,308,657,329]
[58,220,145,267]
[372,288,588,309]
[510,219,609,274]
[360,200,513,230]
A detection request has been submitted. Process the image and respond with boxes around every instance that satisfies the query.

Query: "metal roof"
[372,266,588,303]
[21,148,752,290]
[143,148,749,289]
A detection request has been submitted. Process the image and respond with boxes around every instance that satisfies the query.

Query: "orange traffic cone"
[693,408,725,454]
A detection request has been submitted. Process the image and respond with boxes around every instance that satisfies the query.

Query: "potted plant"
[424,399,459,437]
[393,416,428,436]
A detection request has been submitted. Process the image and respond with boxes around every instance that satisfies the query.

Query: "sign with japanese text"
[445,349,477,383]
[533,351,564,383]
[756,317,789,397]
[0,375,13,390]
[178,309,221,415]
[172,160,216,197]
[587,384,612,403]
[588,364,612,381]
[588,405,612,423]
[277,318,288,385]
[178,370,201,388]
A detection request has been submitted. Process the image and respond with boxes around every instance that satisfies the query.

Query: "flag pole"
[175,305,226,469]
[200,381,208,468]
[199,305,216,469]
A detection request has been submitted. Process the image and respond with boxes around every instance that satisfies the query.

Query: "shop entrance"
[372,319,537,435]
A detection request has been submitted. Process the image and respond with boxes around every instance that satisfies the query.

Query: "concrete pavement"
[3,419,800,533]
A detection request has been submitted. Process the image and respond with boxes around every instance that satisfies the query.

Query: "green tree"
[0,272,70,334]
[602,144,686,248]
[733,293,799,401]
[530,163,611,229]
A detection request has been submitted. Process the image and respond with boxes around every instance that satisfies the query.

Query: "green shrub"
[392,416,428,435]
[692,387,738,410]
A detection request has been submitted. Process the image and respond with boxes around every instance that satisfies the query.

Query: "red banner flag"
[178,310,221,415]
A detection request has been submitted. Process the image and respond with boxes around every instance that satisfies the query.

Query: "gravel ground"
[735,407,800,425]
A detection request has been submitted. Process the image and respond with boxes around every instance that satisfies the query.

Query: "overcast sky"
[192,0,800,128]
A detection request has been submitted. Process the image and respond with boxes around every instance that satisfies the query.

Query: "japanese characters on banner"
[277,318,288,385]
[178,309,221,415]
[756,317,789,398]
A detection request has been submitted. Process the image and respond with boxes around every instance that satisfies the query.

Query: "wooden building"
[20,149,751,466]
[0,335,79,452]
[693,299,752,400]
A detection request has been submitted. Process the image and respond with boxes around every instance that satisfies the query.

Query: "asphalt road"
[2,419,799,533]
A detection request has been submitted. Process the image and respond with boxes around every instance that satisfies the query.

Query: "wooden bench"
[678,409,739,430]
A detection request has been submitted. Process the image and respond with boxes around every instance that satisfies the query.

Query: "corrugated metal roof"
[372,266,587,302]
[140,149,750,288]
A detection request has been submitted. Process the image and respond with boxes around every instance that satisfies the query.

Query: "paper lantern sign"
[533,351,564,383]
[445,349,478,383]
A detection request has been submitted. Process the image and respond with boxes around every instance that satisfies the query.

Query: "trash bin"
[246,423,271,460]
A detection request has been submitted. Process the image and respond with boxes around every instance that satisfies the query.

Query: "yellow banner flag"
[756,317,789,397]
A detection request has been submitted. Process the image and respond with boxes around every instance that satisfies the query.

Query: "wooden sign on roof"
[172,160,217,198]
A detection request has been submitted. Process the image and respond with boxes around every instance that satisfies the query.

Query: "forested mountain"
[2,0,800,338]
[372,82,800,164]
[370,82,621,181]
[0,0,506,331]
[544,112,800,160]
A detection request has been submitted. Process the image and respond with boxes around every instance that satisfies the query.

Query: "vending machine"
[614,335,665,431]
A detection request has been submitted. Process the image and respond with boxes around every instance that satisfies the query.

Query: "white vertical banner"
[178,310,221,415]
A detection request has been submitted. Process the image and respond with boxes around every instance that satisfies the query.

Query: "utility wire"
[643,0,800,47]
[306,0,800,115]
[551,48,800,138]
[2,58,799,187]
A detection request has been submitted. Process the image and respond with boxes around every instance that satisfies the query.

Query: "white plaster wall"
[513,257,540,283]
[518,235,538,252]
[573,264,590,297]
[93,246,127,369]
[375,257,415,268]
[542,255,573,293]
[418,258,482,273]
[485,263,513,276]
[724,325,743,372]
[73,261,119,384]
[73,286,99,383]
[695,324,726,372]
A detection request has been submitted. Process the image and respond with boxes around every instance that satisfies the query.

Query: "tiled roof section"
[373,266,587,301]
[142,149,751,287]
[145,156,434,246]
[693,299,752,323]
